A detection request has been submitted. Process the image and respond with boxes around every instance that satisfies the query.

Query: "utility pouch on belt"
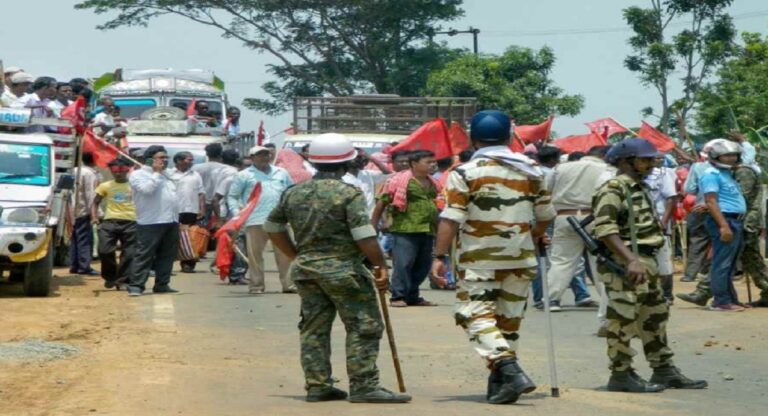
[567,215,626,276]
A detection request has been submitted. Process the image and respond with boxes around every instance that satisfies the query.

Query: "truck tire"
[23,241,53,297]
[53,242,71,267]
[140,106,186,121]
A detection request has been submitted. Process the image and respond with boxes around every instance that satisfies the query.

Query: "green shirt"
[379,179,438,234]
[264,172,377,280]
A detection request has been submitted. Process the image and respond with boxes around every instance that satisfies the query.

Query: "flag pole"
[673,110,699,160]
[614,120,639,138]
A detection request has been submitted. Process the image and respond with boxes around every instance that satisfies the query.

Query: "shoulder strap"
[618,181,640,257]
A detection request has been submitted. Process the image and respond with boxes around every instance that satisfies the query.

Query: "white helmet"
[707,139,741,168]
[308,133,358,164]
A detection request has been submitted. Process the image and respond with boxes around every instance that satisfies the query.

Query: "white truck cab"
[0,108,75,296]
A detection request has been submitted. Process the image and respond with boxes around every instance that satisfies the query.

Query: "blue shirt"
[699,166,746,214]
[227,165,293,226]
[129,167,180,225]
[684,162,710,205]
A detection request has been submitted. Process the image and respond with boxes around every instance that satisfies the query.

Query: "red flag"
[552,132,606,154]
[82,129,121,168]
[59,96,86,135]
[638,121,676,152]
[214,183,262,280]
[514,116,553,143]
[509,136,526,153]
[275,148,313,183]
[448,122,470,155]
[386,118,452,160]
[585,117,628,140]
[257,121,265,145]
[186,99,197,117]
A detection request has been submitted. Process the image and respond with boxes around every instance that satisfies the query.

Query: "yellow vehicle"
[0,109,75,296]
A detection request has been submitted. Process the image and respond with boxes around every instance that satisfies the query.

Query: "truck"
[0,108,76,296]
[280,95,477,155]
[93,68,229,122]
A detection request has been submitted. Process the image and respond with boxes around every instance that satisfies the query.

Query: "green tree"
[696,32,768,140]
[623,0,736,132]
[423,46,584,124]
[75,0,464,114]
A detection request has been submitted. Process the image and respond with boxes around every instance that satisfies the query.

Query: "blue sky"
[2,0,767,139]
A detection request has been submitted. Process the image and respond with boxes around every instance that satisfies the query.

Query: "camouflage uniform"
[592,174,675,372]
[441,151,555,365]
[735,166,768,302]
[264,171,383,394]
[689,166,768,302]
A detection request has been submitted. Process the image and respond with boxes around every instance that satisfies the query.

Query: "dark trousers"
[129,223,179,291]
[69,215,93,273]
[98,219,137,283]
[179,213,199,270]
[683,212,711,279]
[390,232,434,304]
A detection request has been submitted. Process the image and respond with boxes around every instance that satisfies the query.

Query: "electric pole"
[432,27,480,55]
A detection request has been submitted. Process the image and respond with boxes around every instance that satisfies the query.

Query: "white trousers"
[546,214,608,323]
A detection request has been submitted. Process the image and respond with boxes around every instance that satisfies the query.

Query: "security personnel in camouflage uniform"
[264,133,411,404]
[592,138,707,392]
[431,110,555,404]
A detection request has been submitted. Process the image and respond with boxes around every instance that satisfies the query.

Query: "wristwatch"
[432,253,448,261]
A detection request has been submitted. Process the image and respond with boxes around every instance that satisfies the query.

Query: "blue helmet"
[470,110,511,142]
[605,138,661,165]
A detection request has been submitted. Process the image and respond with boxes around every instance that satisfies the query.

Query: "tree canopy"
[696,32,768,139]
[623,0,736,132]
[75,0,464,114]
[423,46,584,125]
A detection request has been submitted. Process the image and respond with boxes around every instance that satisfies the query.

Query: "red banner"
[448,122,470,155]
[257,121,265,145]
[585,117,628,140]
[214,183,262,280]
[514,116,553,143]
[275,148,313,183]
[82,130,121,168]
[386,118,452,160]
[552,132,606,154]
[638,121,676,152]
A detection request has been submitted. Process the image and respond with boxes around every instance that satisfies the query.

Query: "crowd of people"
[5,64,765,404]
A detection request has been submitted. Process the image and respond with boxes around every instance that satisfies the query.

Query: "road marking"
[152,295,176,327]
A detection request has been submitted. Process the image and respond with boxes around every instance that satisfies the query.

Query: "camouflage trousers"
[693,231,768,302]
[454,268,536,366]
[295,272,384,394]
[602,255,675,371]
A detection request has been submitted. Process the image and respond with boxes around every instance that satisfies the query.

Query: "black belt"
[723,212,745,221]
[637,245,660,257]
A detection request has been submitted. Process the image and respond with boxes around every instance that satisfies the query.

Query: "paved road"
[2,252,767,415]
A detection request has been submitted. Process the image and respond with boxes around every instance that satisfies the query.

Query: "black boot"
[675,291,711,307]
[306,386,348,402]
[487,358,536,404]
[607,370,665,393]
[649,365,708,389]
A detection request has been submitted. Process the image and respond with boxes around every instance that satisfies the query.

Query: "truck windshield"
[113,98,157,119]
[0,142,51,186]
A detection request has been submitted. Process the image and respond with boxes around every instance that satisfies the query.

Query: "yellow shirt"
[95,180,137,221]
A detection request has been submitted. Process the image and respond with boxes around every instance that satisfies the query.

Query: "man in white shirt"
[70,152,100,275]
[341,148,390,217]
[545,145,615,332]
[192,142,226,226]
[1,72,33,107]
[47,83,73,117]
[127,146,180,296]
[11,76,57,132]
[644,158,679,303]
[170,151,205,273]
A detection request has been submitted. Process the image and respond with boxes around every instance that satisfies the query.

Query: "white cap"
[249,145,270,155]
[3,66,22,74]
[308,133,357,164]
[10,72,34,84]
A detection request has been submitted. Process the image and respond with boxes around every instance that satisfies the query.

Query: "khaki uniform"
[441,151,555,365]
[592,174,674,372]
[264,171,383,394]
